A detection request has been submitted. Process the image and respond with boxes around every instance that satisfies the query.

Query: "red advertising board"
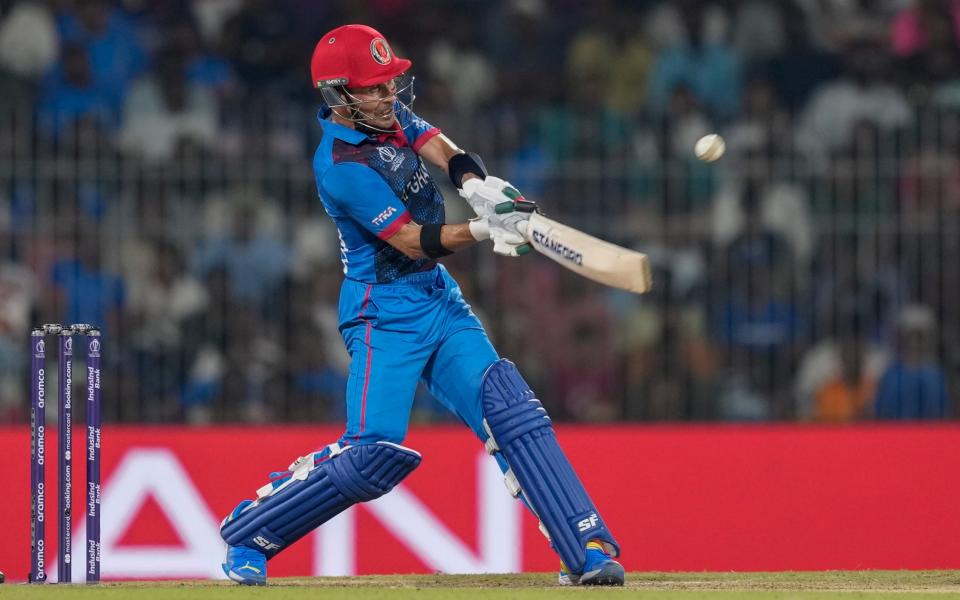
[1,424,959,581]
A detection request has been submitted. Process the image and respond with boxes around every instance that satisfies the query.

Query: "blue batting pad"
[481,359,620,574]
[220,442,421,558]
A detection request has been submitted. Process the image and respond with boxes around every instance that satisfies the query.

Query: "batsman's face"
[348,78,399,129]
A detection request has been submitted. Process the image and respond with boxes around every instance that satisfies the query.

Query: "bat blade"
[521,213,652,294]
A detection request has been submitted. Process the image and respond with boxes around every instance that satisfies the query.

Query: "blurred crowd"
[0,0,959,424]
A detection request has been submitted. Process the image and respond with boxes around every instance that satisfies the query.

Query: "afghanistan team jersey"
[313,104,444,283]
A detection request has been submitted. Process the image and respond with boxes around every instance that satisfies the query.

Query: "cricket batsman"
[219,24,624,586]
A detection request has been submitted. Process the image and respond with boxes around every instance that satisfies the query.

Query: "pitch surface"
[4,571,960,598]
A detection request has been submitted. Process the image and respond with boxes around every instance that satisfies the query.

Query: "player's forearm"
[386,221,478,260]
[418,133,463,173]
[419,136,487,189]
[440,223,479,252]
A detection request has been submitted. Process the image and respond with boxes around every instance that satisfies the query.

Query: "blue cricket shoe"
[222,545,267,586]
[558,541,625,586]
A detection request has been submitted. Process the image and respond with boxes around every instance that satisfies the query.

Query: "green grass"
[3,571,960,599]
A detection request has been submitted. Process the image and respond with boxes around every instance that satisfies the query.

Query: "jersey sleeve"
[398,106,441,152]
[320,162,412,239]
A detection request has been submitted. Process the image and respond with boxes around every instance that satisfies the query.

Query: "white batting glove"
[492,231,531,257]
[460,176,539,220]
[468,216,531,257]
[459,176,505,217]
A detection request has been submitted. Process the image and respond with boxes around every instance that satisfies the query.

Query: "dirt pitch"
[3,571,960,599]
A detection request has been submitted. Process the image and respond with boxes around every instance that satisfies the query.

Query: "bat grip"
[517,220,529,239]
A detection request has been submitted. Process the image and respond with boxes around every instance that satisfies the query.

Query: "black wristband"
[420,223,453,259]
[448,152,487,189]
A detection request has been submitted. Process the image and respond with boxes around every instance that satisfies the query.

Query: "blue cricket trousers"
[336,265,498,445]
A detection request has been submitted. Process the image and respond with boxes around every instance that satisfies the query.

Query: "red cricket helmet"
[311,24,412,90]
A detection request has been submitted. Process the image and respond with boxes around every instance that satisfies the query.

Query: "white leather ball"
[694,134,726,162]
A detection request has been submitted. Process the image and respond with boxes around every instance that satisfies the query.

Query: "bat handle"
[516,220,529,239]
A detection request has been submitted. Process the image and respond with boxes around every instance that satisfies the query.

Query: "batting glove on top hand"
[459,176,540,220]
[462,176,538,257]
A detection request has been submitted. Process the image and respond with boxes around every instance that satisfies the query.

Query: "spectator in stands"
[714,114,813,265]
[563,4,652,118]
[6,0,960,426]
[0,213,35,423]
[657,85,716,212]
[183,264,285,422]
[795,313,887,422]
[896,2,960,107]
[194,193,292,313]
[620,258,717,421]
[57,0,148,112]
[426,20,495,115]
[873,305,951,419]
[891,0,960,57]
[554,320,619,421]
[726,76,792,150]
[171,19,234,95]
[498,113,552,201]
[286,327,346,421]
[0,0,59,109]
[899,137,960,214]
[120,44,219,162]
[220,0,307,96]
[799,34,911,152]
[128,239,208,420]
[711,184,806,417]
[812,233,907,344]
[645,0,741,122]
[812,332,877,422]
[484,0,565,106]
[532,19,634,170]
[759,1,841,113]
[38,42,115,136]
[49,231,126,337]
[731,0,786,70]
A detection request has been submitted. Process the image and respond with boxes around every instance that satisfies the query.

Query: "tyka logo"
[372,206,397,226]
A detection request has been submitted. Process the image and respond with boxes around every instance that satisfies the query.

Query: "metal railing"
[0,103,957,423]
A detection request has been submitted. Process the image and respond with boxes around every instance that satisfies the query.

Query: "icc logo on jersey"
[378,145,406,172]
[378,146,397,163]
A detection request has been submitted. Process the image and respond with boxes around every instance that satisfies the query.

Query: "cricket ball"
[694,133,725,162]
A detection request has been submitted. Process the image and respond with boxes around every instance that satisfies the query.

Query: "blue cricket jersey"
[312,105,443,283]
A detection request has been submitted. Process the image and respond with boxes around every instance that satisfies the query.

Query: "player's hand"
[468,216,531,257]
[492,232,532,257]
[459,176,539,219]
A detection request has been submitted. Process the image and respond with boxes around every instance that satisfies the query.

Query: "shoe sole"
[579,562,625,586]
[223,563,267,586]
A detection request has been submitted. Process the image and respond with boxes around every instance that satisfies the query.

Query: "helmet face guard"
[319,73,416,133]
[311,25,415,133]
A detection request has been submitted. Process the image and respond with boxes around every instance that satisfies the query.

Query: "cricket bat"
[518,212,652,294]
